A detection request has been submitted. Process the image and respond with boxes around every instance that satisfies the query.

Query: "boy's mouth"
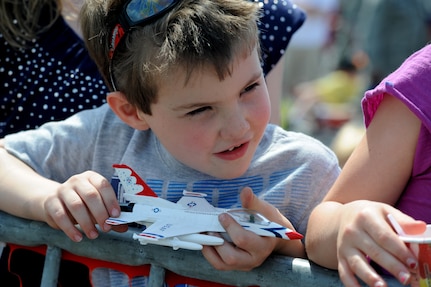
[227,144,242,152]
[215,142,249,159]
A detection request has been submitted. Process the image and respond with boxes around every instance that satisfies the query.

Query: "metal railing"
[0,211,402,287]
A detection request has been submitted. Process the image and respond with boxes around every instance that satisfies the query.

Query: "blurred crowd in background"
[281,0,431,165]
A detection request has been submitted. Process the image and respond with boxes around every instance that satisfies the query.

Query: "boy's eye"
[187,106,212,116]
[242,82,259,94]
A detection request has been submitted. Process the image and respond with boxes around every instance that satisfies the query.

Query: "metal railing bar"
[0,211,403,287]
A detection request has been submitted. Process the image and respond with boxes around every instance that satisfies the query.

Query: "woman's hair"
[81,0,261,115]
[0,0,61,49]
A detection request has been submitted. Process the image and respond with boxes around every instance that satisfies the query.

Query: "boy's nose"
[220,111,250,139]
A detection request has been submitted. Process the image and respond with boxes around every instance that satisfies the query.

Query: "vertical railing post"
[40,245,62,287]
[148,264,166,287]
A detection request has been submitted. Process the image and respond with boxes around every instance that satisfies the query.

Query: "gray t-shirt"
[4,104,340,235]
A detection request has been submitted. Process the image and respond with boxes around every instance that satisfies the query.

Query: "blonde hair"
[0,0,61,48]
[81,0,261,115]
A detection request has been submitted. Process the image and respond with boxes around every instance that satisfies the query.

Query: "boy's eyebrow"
[172,70,263,111]
[173,101,218,111]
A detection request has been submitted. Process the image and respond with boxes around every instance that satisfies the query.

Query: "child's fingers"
[239,187,292,228]
[392,210,427,235]
[240,187,275,217]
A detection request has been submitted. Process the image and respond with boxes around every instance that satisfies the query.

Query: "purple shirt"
[362,44,431,223]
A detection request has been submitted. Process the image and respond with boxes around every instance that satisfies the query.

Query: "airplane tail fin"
[113,164,158,197]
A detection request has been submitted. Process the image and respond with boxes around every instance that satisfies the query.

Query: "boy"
[0,0,339,273]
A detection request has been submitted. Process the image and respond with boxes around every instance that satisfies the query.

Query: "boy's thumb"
[239,187,285,226]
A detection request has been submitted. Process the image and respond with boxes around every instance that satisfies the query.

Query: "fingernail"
[111,207,120,217]
[103,223,112,231]
[74,234,83,242]
[219,213,228,223]
[398,271,410,285]
[407,258,418,269]
[89,230,99,239]
[374,280,384,287]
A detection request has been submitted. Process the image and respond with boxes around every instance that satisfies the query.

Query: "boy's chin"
[206,165,249,179]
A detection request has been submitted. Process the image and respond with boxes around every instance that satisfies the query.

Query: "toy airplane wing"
[136,211,224,240]
[105,213,139,226]
[105,204,149,226]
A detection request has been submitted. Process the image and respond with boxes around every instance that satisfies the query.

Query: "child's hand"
[43,171,120,242]
[202,213,278,271]
[201,187,304,270]
[239,187,305,257]
[336,201,425,287]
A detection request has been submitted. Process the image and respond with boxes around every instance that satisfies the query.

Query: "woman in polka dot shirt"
[0,0,108,136]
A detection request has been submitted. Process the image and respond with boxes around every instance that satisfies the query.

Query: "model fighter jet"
[106,164,303,250]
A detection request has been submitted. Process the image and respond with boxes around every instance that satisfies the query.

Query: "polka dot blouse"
[0,14,108,137]
[0,0,304,138]
[257,0,305,75]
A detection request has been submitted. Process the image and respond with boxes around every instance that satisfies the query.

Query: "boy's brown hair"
[80,0,261,115]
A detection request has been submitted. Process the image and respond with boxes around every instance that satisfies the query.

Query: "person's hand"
[239,187,305,257]
[336,200,426,287]
[201,187,304,270]
[42,171,121,242]
[202,212,278,271]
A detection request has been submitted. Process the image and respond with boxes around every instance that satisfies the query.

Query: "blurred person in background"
[366,0,431,88]
[288,58,361,135]
[335,0,431,90]
[283,0,340,100]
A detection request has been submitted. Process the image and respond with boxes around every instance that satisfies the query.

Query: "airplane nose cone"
[286,231,303,240]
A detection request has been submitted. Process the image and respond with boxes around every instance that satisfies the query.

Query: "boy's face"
[139,48,270,179]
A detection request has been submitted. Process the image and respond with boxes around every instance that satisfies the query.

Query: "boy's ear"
[107,92,150,130]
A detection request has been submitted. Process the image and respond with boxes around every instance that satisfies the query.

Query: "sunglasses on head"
[108,0,181,91]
